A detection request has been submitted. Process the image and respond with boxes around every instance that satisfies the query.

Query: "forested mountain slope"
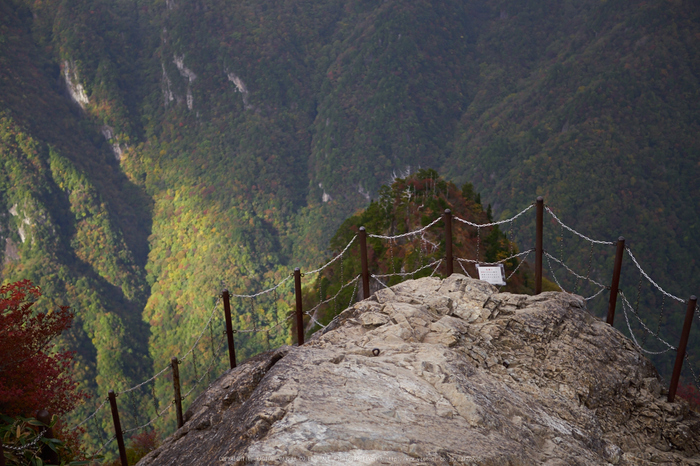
[445,0,700,303]
[0,0,154,441]
[1,0,698,455]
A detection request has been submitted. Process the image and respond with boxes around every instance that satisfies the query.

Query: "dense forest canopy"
[1,0,699,459]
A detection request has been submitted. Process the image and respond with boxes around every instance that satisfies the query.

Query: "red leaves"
[677,382,700,412]
[0,280,87,416]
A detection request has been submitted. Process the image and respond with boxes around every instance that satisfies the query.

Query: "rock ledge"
[138,275,700,465]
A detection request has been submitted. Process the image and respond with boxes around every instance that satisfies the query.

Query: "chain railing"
[305,275,362,330]
[60,197,700,465]
[371,259,444,290]
[619,291,676,355]
[538,202,698,402]
[2,428,47,453]
[543,252,608,301]
[625,247,686,304]
[367,216,443,241]
[454,203,534,228]
[545,206,615,246]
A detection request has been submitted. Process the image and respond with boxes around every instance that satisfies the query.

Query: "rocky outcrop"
[138,275,700,465]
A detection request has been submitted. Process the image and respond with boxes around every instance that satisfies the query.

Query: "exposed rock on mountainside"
[138,276,700,465]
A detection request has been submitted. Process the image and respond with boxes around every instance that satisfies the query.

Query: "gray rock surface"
[138,275,700,465]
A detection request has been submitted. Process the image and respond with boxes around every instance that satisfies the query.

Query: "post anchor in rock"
[668,295,698,403]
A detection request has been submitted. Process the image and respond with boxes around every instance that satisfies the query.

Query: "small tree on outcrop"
[301,170,536,339]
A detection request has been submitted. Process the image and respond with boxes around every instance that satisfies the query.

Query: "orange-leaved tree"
[0,279,87,416]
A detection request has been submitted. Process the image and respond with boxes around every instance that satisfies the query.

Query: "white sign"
[476,264,506,286]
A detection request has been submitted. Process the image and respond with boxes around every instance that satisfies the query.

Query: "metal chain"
[305,235,357,276]
[574,242,594,295]
[372,259,443,279]
[151,380,160,422]
[545,251,567,292]
[3,428,47,451]
[192,343,198,383]
[348,275,360,308]
[369,215,442,240]
[454,203,534,228]
[619,291,676,353]
[410,237,422,280]
[209,314,216,383]
[508,221,514,257]
[503,250,530,282]
[126,389,143,430]
[273,288,281,334]
[228,275,292,299]
[94,411,105,447]
[543,252,608,298]
[635,269,643,319]
[334,279,340,316]
[559,220,565,266]
[91,434,116,458]
[654,294,666,342]
[405,186,412,228]
[116,364,170,396]
[429,259,443,277]
[306,311,327,330]
[65,199,698,445]
[318,271,324,309]
[487,250,532,292]
[179,296,222,364]
[625,247,685,304]
[340,250,344,288]
[685,353,700,391]
[418,233,425,271]
[584,286,608,301]
[253,305,264,333]
[121,398,175,436]
[371,275,389,290]
[235,313,294,335]
[71,397,108,430]
[544,206,614,245]
[457,249,534,266]
[305,275,362,325]
[182,333,227,401]
[469,250,532,306]
[584,242,594,292]
[420,231,439,253]
[458,259,472,278]
[640,284,653,348]
[476,226,481,263]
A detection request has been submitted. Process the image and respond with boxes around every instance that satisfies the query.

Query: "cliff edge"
[138,275,700,465]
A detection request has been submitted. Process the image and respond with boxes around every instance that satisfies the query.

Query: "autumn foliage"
[0,279,86,416]
[677,382,700,412]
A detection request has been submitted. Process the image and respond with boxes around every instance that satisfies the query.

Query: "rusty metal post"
[171,357,184,429]
[606,237,625,326]
[444,209,453,276]
[108,390,128,466]
[294,268,304,346]
[35,410,59,465]
[535,197,544,294]
[668,295,698,402]
[222,290,236,369]
[359,227,370,299]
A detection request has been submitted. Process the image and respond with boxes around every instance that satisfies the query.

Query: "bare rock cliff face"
[138,275,700,465]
